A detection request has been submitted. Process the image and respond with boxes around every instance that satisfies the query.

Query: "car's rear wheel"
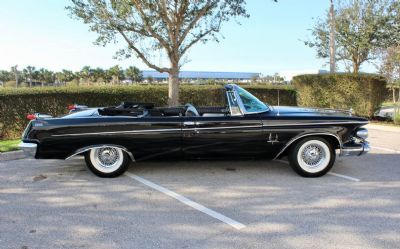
[84,146,130,178]
[288,137,335,177]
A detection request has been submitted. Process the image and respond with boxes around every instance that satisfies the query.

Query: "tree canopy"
[67,0,271,105]
[306,0,400,73]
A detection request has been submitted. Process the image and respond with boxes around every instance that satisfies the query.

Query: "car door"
[182,114,265,158]
[122,116,183,160]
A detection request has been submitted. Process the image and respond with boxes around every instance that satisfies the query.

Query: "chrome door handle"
[183,121,196,126]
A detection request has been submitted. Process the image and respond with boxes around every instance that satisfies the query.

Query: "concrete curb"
[366,124,400,133]
[0,150,26,161]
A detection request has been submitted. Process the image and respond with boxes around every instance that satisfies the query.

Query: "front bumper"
[18,142,37,158]
[341,141,370,156]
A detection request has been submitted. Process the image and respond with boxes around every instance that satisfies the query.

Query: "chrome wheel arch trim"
[65,144,135,161]
[273,132,342,160]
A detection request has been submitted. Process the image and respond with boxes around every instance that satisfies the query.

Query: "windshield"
[235,86,269,113]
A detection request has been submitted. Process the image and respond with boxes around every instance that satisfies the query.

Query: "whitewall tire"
[288,137,335,177]
[84,146,131,177]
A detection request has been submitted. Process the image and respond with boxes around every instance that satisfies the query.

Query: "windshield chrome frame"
[229,85,270,115]
[226,90,243,116]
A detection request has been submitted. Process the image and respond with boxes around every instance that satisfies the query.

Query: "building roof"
[279,69,329,81]
[142,70,260,79]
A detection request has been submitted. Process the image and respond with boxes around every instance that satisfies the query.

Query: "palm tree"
[0,70,12,87]
[23,66,36,87]
[79,66,92,85]
[11,65,18,88]
[38,68,54,87]
[107,65,123,85]
[125,66,143,83]
[92,67,106,84]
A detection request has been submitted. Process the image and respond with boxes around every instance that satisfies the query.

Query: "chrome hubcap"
[90,147,124,173]
[97,148,120,167]
[301,145,326,168]
[297,140,331,173]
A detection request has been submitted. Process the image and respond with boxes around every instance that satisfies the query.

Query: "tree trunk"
[15,72,18,88]
[168,70,180,106]
[393,86,397,103]
[398,88,400,103]
[353,61,360,74]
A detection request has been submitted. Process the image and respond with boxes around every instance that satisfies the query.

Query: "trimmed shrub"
[0,84,296,139]
[293,74,387,118]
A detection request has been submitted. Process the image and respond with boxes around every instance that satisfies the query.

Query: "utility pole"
[329,0,336,73]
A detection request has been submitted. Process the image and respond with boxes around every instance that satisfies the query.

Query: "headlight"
[356,128,368,140]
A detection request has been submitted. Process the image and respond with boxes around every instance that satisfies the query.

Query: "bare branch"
[131,0,172,54]
[178,1,218,47]
[180,29,215,56]
[117,28,170,73]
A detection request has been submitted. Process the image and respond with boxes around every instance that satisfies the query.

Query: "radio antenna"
[277,89,280,116]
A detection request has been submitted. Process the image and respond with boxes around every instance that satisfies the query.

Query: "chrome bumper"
[341,141,370,156]
[18,142,37,158]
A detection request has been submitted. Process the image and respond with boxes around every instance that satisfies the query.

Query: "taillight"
[68,104,76,110]
[27,114,36,120]
[67,104,88,112]
[26,113,52,120]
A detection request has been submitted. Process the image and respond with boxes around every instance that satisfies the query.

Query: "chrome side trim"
[65,144,135,161]
[52,125,263,137]
[52,128,182,137]
[52,121,367,137]
[184,125,261,131]
[273,132,342,160]
[183,121,196,126]
[263,121,368,127]
[18,142,37,158]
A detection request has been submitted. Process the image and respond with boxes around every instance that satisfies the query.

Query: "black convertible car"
[19,84,369,178]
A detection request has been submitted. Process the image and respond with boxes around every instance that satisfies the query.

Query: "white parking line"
[371,146,400,154]
[327,172,360,182]
[275,159,360,182]
[124,172,246,230]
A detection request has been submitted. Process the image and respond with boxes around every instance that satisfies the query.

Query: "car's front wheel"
[288,137,335,177]
[84,146,131,178]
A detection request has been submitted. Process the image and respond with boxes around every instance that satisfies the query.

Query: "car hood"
[271,106,352,117]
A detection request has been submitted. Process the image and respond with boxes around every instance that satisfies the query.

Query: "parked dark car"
[19,84,369,178]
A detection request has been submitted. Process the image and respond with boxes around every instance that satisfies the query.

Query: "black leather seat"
[185,104,200,116]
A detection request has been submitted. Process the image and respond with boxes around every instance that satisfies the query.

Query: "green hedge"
[293,74,387,118]
[0,85,296,139]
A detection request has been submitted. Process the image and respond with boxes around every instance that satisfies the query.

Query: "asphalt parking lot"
[1,126,400,249]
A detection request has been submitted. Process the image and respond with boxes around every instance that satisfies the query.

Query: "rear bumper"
[341,141,370,156]
[18,142,37,158]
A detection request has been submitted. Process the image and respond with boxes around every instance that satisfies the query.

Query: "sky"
[0,0,376,76]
